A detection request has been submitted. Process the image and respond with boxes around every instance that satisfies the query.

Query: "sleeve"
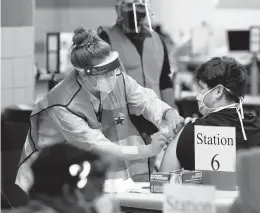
[176,122,195,170]
[159,36,173,90]
[98,28,111,45]
[159,127,184,172]
[48,106,153,160]
[124,74,172,127]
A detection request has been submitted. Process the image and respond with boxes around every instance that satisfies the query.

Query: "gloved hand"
[164,109,184,135]
[150,131,172,156]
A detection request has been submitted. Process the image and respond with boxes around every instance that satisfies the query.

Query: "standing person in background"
[154,24,177,79]
[98,0,176,149]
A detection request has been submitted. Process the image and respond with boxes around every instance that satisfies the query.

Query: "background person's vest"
[103,25,164,99]
[18,70,149,183]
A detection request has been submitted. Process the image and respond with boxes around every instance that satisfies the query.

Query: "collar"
[212,103,239,113]
[211,103,247,140]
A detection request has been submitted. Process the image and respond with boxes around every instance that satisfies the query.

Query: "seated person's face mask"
[196,86,218,116]
[196,84,233,116]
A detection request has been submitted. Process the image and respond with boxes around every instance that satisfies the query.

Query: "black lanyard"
[96,100,103,122]
[90,94,103,123]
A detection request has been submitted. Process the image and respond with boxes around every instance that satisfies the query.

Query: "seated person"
[160,56,260,171]
[4,143,119,213]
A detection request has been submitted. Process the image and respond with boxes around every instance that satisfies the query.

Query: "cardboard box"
[150,170,203,193]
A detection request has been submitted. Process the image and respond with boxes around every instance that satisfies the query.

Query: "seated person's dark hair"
[195,56,248,102]
[29,143,109,198]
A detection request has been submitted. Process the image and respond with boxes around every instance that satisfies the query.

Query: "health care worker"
[160,56,260,172]
[16,27,184,192]
[98,0,175,144]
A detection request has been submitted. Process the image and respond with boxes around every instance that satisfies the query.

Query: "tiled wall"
[1,0,35,108]
[35,0,116,68]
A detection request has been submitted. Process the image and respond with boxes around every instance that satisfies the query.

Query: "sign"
[194,125,236,172]
[164,184,216,213]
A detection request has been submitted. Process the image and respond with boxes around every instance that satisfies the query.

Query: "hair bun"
[73,27,98,47]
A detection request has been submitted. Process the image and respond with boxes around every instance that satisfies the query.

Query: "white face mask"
[196,86,217,116]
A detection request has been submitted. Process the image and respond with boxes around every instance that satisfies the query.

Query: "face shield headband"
[75,51,120,76]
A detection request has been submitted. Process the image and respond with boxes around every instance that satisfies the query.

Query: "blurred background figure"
[3,143,119,213]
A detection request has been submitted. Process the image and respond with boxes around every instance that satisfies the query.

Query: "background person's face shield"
[117,0,153,33]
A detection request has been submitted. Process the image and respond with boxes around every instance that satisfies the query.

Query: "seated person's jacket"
[177,108,260,170]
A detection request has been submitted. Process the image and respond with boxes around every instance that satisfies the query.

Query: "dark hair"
[195,56,248,102]
[29,143,109,197]
[70,27,111,68]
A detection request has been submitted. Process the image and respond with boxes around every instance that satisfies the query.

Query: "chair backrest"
[1,105,33,209]
[236,148,260,212]
[202,170,237,191]
[1,105,33,183]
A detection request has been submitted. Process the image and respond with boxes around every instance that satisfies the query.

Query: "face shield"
[117,0,153,33]
[75,51,121,94]
[75,51,130,113]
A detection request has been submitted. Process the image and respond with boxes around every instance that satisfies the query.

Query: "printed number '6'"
[211,154,220,171]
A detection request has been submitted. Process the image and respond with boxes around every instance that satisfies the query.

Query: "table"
[115,183,238,213]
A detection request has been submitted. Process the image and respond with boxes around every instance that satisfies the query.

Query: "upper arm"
[159,127,184,172]
[160,121,196,171]
[125,74,171,126]
[125,74,157,109]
